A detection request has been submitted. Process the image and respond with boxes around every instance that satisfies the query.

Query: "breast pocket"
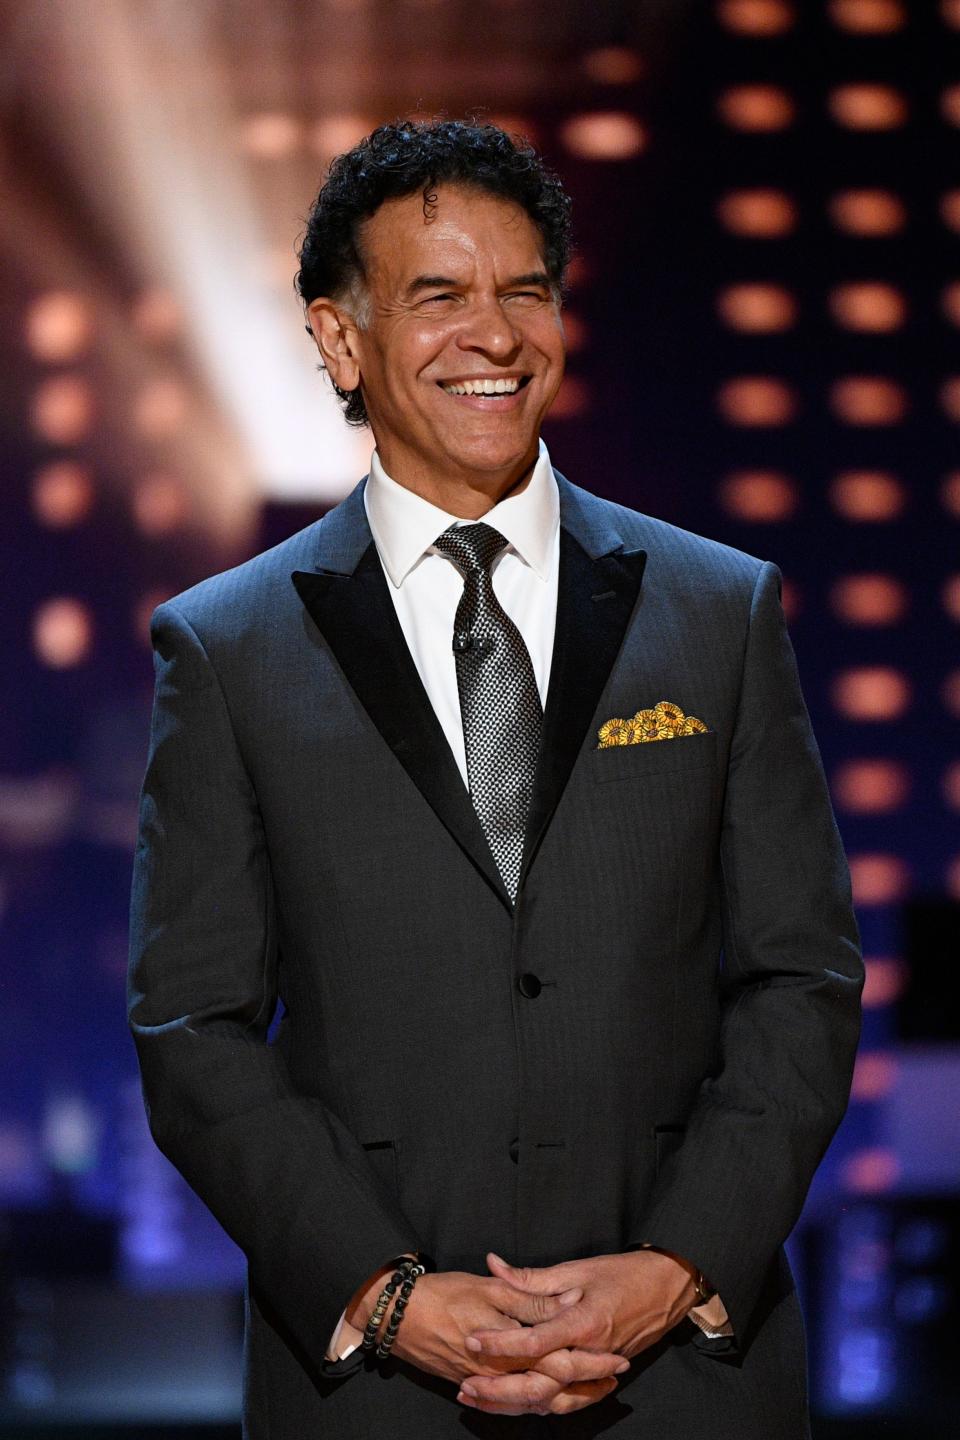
[589,729,718,783]
[361,1138,400,1197]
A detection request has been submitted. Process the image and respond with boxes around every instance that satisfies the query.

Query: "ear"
[306,297,362,394]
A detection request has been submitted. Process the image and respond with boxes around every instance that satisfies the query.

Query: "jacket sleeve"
[629,560,864,1349]
[127,600,423,1379]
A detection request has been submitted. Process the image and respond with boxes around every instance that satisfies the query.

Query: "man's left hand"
[455,1249,698,1413]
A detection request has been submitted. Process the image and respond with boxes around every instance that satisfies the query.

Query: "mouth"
[437,375,532,400]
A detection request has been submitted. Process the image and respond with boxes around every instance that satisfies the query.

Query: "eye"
[505,290,549,304]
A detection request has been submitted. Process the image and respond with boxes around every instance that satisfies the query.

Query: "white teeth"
[441,377,521,396]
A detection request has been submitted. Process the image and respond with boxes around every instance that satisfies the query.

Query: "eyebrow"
[403,271,553,299]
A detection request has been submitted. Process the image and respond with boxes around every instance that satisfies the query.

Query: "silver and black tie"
[432,522,543,902]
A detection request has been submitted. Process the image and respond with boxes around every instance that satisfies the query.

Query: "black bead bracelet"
[376,1260,425,1359]
[361,1258,423,1354]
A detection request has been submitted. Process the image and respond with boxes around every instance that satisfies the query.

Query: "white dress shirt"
[323,440,731,1360]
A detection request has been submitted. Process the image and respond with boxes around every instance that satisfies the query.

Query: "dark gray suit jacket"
[127,470,863,1439]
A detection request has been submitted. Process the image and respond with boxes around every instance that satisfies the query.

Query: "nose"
[455,294,522,360]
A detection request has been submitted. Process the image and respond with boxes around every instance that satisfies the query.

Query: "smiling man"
[128,120,863,1439]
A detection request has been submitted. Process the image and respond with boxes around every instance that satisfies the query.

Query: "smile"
[438,376,529,397]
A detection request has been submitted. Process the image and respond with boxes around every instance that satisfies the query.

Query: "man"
[127,119,863,1438]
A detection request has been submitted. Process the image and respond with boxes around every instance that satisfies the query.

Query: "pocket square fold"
[597,700,709,748]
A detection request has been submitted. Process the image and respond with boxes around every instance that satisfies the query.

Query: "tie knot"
[433,522,509,576]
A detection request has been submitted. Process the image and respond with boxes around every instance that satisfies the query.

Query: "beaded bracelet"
[361,1258,422,1354]
[376,1260,425,1359]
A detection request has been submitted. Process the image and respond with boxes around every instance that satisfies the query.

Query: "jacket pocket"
[653,1124,686,1175]
[590,729,718,783]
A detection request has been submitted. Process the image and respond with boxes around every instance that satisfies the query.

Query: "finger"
[457,1374,620,1417]
[466,1308,585,1360]
[549,1377,621,1415]
[486,1251,588,1294]
[457,1369,563,1413]
[530,1348,631,1385]
[494,1282,582,1325]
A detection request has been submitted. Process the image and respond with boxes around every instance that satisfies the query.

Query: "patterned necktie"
[432,522,544,902]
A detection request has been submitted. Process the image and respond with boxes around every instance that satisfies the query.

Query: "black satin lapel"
[518,530,648,892]
[291,546,513,911]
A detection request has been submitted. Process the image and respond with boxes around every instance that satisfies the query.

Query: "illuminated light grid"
[716,188,798,236]
[239,113,303,160]
[132,378,189,439]
[829,376,908,425]
[830,470,905,520]
[941,85,960,126]
[942,575,960,621]
[937,376,960,420]
[829,282,907,332]
[829,189,906,236]
[716,375,798,424]
[25,292,93,363]
[946,854,960,898]
[548,375,590,419]
[828,0,907,34]
[716,0,796,35]
[841,1147,901,1193]
[828,84,908,130]
[851,1052,899,1101]
[717,85,795,131]
[716,282,797,332]
[940,190,960,231]
[560,113,646,160]
[862,957,907,1006]
[942,471,960,515]
[942,760,960,809]
[719,469,799,520]
[131,288,183,343]
[941,282,960,325]
[30,375,94,446]
[309,115,380,161]
[830,573,908,625]
[32,597,94,669]
[132,474,190,536]
[581,48,643,85]
[943,669,960,717]
[832,758,911,812]
[849,853,911,904]
[832,665,911,720]
[31,461,95,528]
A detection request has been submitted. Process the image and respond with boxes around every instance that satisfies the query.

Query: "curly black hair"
[295,118,573,426]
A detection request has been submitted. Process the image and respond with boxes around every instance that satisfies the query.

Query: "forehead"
[358,183,546,283]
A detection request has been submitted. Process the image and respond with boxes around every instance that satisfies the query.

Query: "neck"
[374,447,539,518]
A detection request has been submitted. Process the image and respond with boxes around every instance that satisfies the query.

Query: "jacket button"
[518,972,541,998]
[508,1137,519,1163]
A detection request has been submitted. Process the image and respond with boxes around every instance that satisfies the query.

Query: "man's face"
[338,184,566,496]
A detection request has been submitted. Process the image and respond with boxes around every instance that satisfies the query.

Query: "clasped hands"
[377,1248,700,1418]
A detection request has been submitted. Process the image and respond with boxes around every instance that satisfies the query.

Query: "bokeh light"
[31,375,94,445]
[719,470,799,520]
[31,461,95,528]
[133,378,189,439]
[716,189,798,236]
[830,376,908,425]
[940,190,960,232]
[718,85,795,130]
[829,190,906,237]
[716,376,797,425]
[942,472,960,516]
[560,113,646,160]
[938,377,960,420]
[942,575,960,621]
[32,597,94,669]
[717,283,797,331]
[942,760,960,810]
[830,574,908,625]
[941,85,960,127]
[851,1052,899,1101]
[849,853,911,905]
[132,473,190,536]
[842,1148,900,1193]
[131,288,183,343]
[829,283,907,332]
[862,957,907,1007]
[829,0,907,33]
[832,759,911,812]
[829,85,907,130]
[717,0,796,34]
[25,292,93,363]
[832,666,912,720]
[830,470,905,521]
[581,48,643,84]
[239,112,303,159]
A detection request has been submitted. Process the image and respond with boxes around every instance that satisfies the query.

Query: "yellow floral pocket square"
[597,700,710,748]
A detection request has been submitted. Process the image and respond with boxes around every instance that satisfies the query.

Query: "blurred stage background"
[1,0,958,1434]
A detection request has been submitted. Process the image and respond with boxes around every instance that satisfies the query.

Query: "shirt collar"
[363,438,559,588]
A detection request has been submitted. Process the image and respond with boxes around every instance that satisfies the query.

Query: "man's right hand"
[363,1269,629,1415]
